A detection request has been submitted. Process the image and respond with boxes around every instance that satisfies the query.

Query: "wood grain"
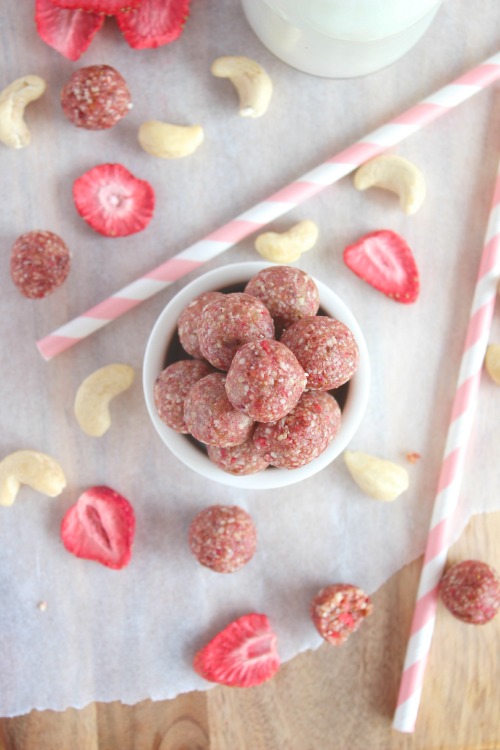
[0,693,209,750]
[1,512,498,750]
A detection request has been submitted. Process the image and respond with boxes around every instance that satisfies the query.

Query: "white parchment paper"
[1,0,500,717]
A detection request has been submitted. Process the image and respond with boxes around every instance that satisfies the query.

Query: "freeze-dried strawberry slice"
[116,0,191,50]
[35,0,105,61]
[193,613,280,687]
[73,163,155,237]
[343,229,419,303]
[50,0,142,13]
[61,486,135,569]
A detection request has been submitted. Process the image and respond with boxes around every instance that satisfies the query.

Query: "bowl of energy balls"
[143,262,370,489]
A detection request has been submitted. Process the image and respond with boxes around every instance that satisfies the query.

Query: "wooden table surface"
[1,511,499,750]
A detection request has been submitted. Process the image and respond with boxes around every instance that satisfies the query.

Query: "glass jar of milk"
[241,0,443,78]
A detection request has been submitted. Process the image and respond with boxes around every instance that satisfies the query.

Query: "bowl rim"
[143,262,370,489]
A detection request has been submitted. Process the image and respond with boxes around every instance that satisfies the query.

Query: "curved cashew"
[138,120,204,159]
[0,450,66,507]
[255,220,318,263]
[353,155,426,215]
[74,364,135,437]
[485,344,500,385]
[0,75,47,149]
[343,450,409,502]
[211,56,273,118]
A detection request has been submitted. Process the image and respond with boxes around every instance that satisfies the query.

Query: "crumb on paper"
[37,600,47,611]
[405,451,421,464]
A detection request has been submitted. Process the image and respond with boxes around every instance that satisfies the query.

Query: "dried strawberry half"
[193,613,280,687]
[343,229,420,303]
[35,0,105,61]
[50,0,142,13]
[116,0,191,50]
[61,486,135,569]
[73,163,155,237]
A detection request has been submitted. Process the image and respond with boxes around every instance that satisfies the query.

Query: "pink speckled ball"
[189,504,257,573]
[177,291,225,358]
[154,359,214,433]
[439,560,500,624]
[225,339,306,422]
[61,65,131,130]
[281,316,359,390]
[244,265,320,335]
[207,438,270,476]
[253,391,341,469]
[311,584,373,645]
[10,230,71,299]
[197,293,275,371]
[184,373,254,447]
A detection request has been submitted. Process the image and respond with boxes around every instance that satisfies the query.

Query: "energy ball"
[439,560,500,624]
[61,65,131,130]
[311,584,373,646]
[253,391,341,469]
[189,504,257,573]
[244,265,320,335]
[184,373,254,447]
[207,438,270,476]
[225,339,307,422]
[10,230,71,299]
[177,291,225,358]
[154,359,214,433]
[281,316,359,390]
[198,293,275,371]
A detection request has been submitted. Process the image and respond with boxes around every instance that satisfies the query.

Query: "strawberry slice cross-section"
[35,0,105,61]
[193,613,280,687]
[61,486,135,569]
[50,0,143,13]
[73,163,155,237]
[343,229,420,303]
[116,0,191,49]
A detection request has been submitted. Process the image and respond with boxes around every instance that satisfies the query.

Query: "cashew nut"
[0,450,66,507]
[255,220,318,263]
[211,56,273,118]
[74,364,135,437]
[0,75,47,149]
[353,155,426,215]
[485,344,500,385]
[138,120,204,159]
[343,450,409,502]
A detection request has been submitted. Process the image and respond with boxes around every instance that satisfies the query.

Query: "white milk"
[241,0,443,78]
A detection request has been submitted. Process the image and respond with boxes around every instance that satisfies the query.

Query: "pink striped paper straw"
[37,52,500,360]
[393,158,500,733]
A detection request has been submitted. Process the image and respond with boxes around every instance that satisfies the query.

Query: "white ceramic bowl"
[143,262,370,489]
